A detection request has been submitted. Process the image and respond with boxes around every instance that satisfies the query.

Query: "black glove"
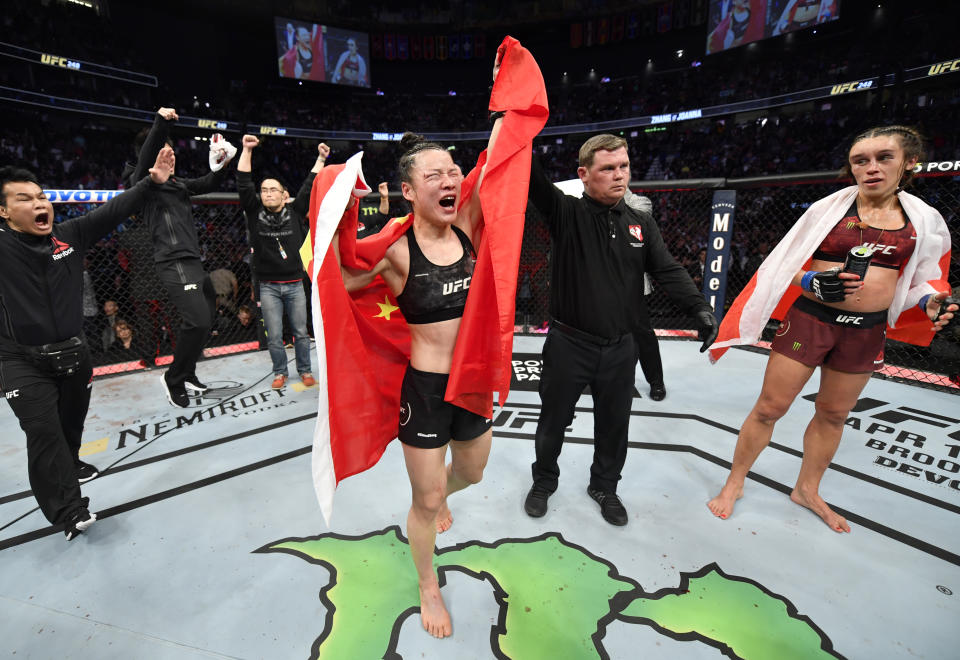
[694,310,719,353]
[934,296,959,331]
[801,268,845,303]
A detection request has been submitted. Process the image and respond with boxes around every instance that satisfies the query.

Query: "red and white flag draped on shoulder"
[305,36,548,524]
[708,186,951,364]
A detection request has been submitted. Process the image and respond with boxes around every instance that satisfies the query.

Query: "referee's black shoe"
[648,383,666,401]
[524,484,553,517]
[587,487,628,526]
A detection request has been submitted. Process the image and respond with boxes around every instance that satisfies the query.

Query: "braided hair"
[397,132,446,185]
[843,125,925,189]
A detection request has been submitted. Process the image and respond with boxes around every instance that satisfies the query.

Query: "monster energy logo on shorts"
[792,341,802,351]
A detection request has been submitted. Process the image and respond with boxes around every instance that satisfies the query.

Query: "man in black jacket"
[121,107,236,407]
[523,134,718,526]
[624,190,667,402]
[237,135,327,389]
[0,148,173,540]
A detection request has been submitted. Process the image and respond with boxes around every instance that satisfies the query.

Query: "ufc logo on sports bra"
[835,315,864,325]
[442,277,471,295]
[861,242,896,255]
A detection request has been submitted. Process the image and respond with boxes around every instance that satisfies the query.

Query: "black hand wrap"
[809,269,846,303]
[934,296,959,330]
[695,311,719,353]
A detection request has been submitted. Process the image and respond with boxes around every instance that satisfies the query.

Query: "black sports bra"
[395,225,476,324]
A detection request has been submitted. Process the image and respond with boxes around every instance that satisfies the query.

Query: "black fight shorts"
[398,365,492,449]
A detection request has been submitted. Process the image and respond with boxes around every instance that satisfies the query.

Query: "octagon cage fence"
[56,169,959,393]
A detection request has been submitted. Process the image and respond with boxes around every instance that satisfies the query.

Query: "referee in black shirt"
[523,134,718,526]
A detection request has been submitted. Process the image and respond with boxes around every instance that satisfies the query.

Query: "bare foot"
[435,501,453,534]
[707,484,743,520]
[419,583,452,639]
[790,488,850,533]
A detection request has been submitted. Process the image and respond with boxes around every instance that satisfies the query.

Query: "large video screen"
[706,0,839,54]
[275,17,371,88]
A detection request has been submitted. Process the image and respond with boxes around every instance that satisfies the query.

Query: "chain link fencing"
[62,197,265,377]
[61,170,958,390]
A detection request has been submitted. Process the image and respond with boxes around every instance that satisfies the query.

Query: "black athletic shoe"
[524,484,553,518]
[76,461,99,484]
[649,383,666,401]
[64,507,97,541]
[587,487,629,526]
[184,376,208,394]
[161,374,189,408]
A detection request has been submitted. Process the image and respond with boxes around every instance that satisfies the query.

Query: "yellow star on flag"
[391,215,410,226]
[375,295,400,320]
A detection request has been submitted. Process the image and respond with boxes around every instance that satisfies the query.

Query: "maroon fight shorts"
[770,296,887,373]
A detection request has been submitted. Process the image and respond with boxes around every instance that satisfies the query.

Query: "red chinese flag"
[446,35,549,417]
[570,23,583,48]
[308,36,548,522]
[612,15,625,41]
[475,33,486,58]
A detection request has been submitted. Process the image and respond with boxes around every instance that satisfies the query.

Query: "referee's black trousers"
[532,328,635,494]
[1,351,92,525]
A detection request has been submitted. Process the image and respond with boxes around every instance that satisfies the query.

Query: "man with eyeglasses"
[237,135,328,390]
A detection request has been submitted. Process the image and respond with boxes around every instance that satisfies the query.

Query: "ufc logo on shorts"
[184,283,198,291]
[4,389,20,399]
[835,314,864,325]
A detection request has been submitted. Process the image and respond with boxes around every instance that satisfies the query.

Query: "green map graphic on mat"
[255,526,841,659]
